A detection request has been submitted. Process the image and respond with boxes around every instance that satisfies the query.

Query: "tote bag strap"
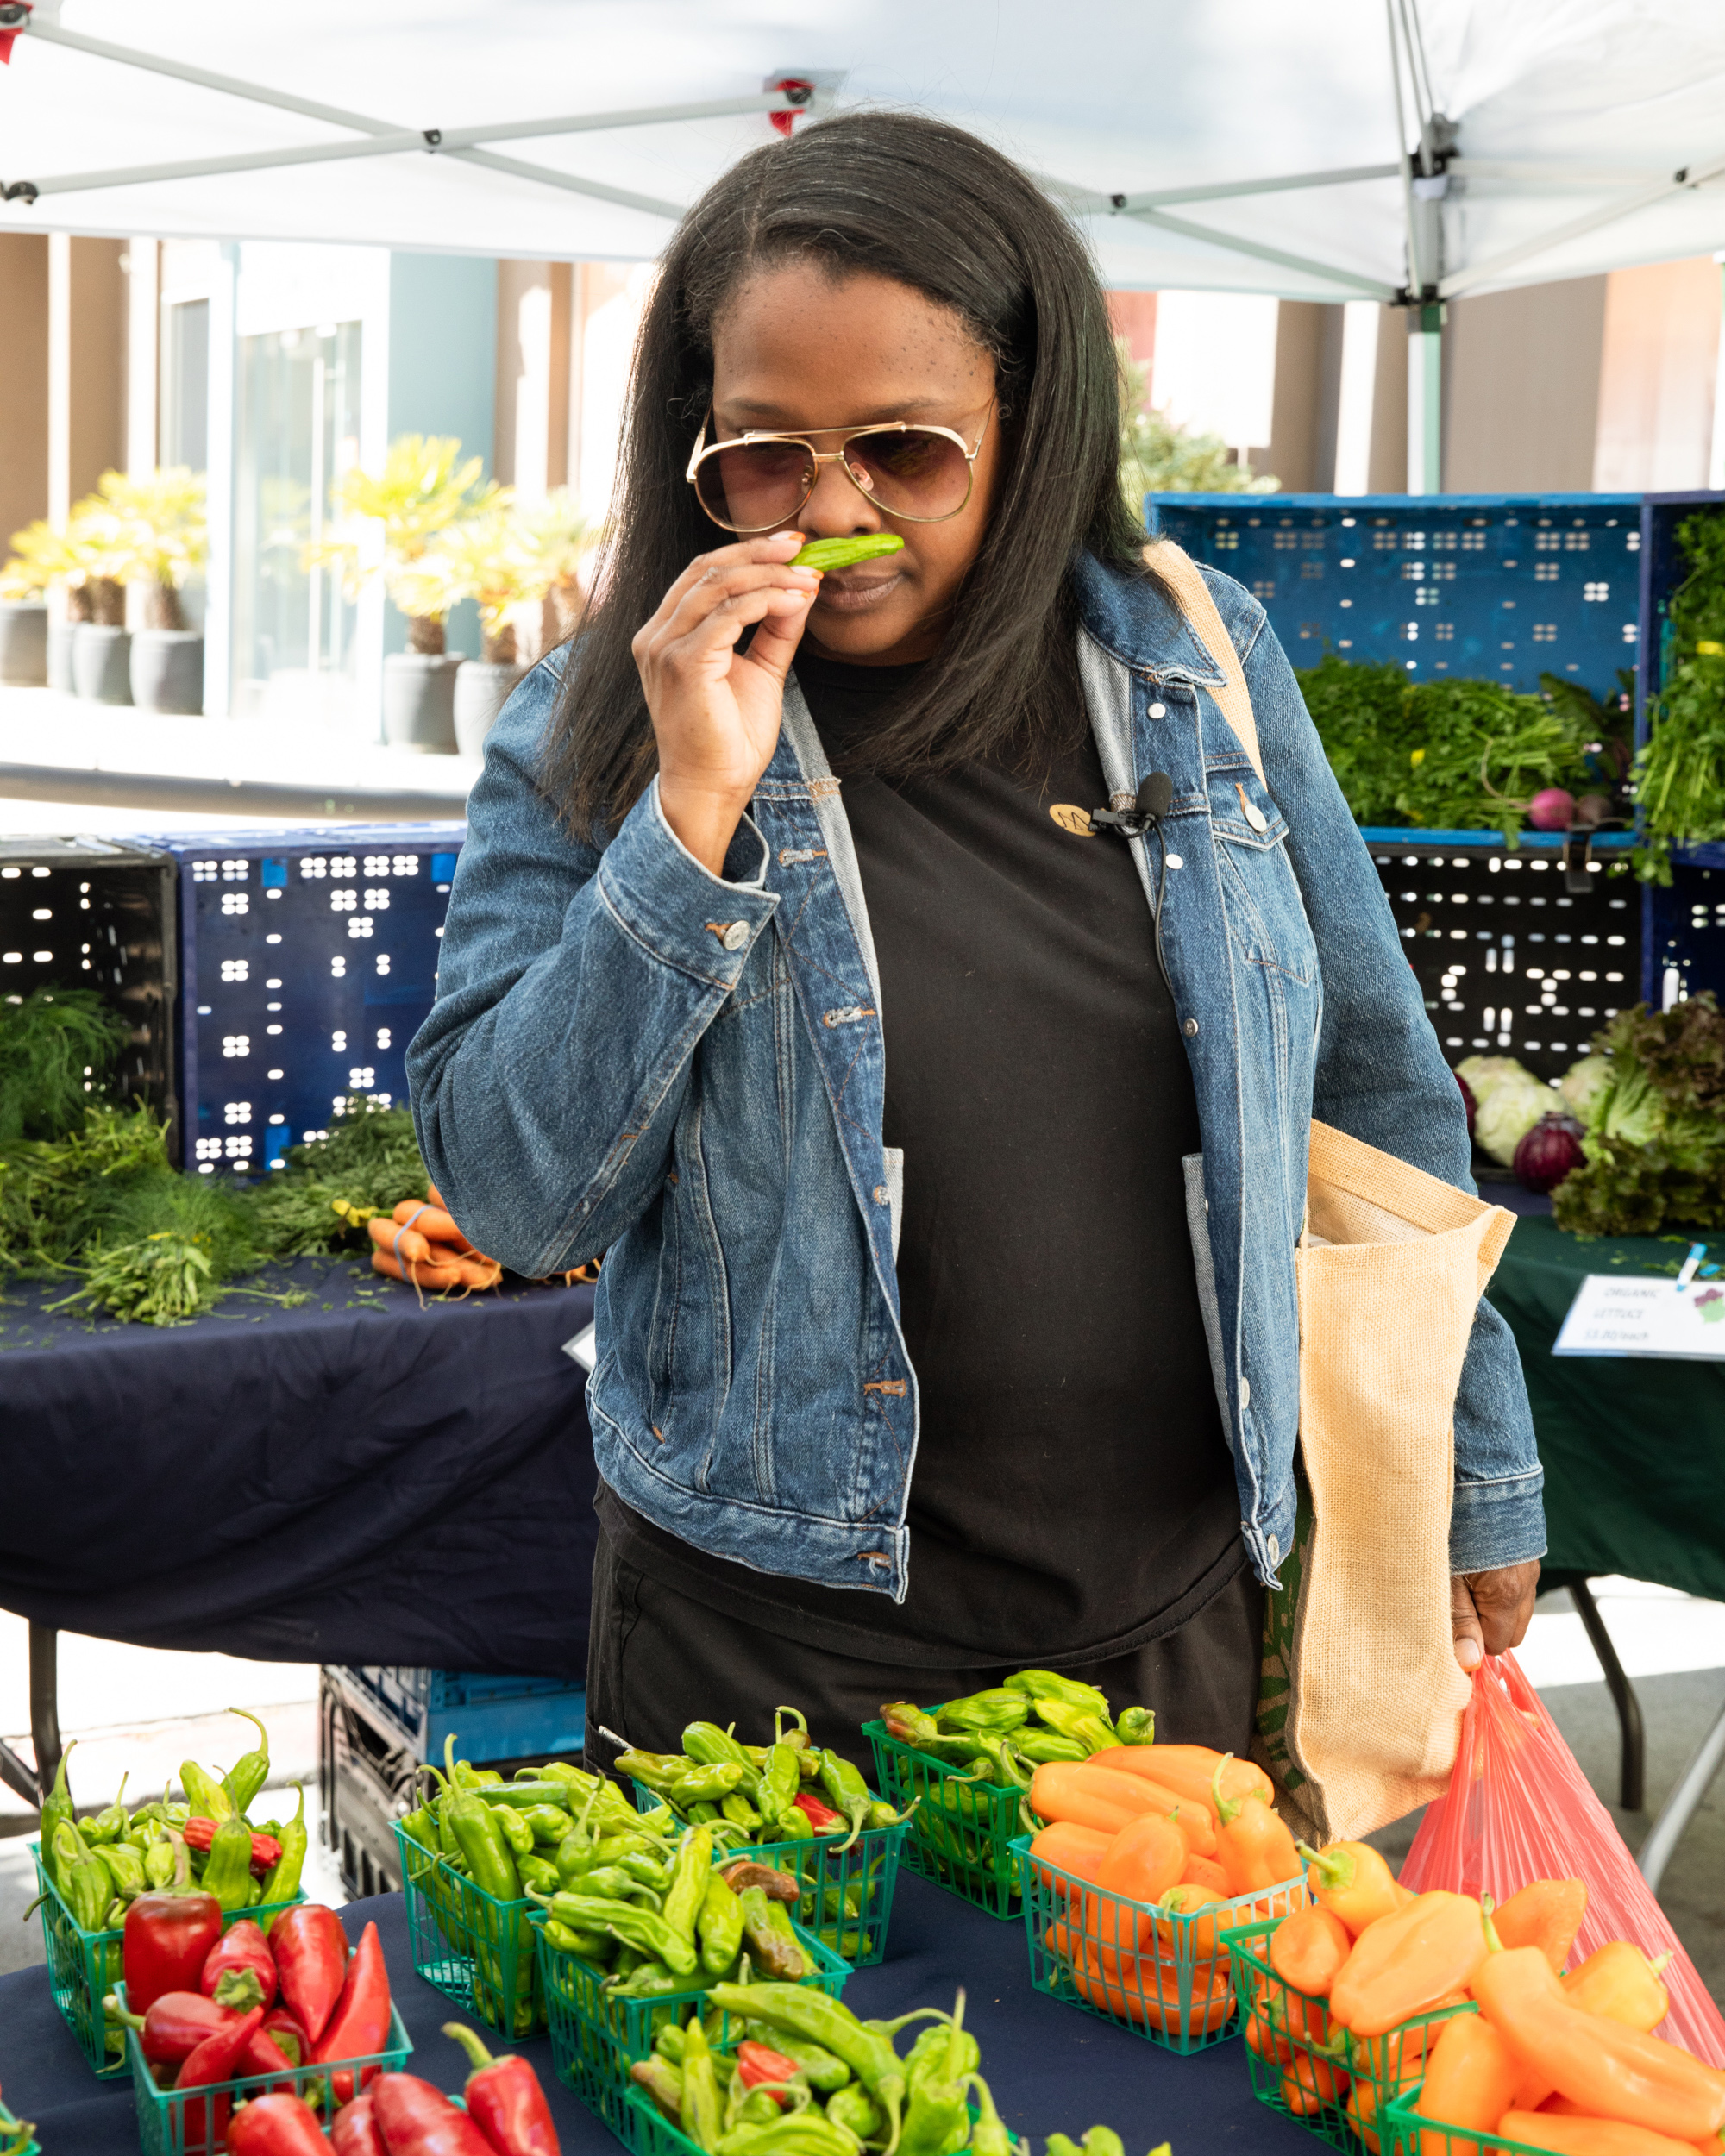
[1142,536,1266,787]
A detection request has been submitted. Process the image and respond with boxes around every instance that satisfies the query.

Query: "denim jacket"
[407,553,1545,1602]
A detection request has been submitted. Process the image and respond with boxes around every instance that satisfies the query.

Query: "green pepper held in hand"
[788,534,904,573]
[260,1783,307,1910]
[221,1708,273,1817]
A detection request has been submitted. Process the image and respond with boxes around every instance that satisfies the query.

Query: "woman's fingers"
[642,562,818,664]
[641,534,807,636]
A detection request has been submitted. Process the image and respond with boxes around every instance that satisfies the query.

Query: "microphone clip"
[1089,772,1175,839]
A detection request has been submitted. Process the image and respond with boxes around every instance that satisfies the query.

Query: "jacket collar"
[1070,549,1228,688]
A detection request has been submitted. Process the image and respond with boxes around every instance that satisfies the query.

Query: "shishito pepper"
[1030,1698,1119,1755]
[933,1690,1030,1737]
[54,1820,114,1932]
[221,1708,273,1818]
[534,1889,697,1975]
[898,1996,973,2156]
[86,1773,130,1845]
[36,1740,77,1888]
[706,1983,909,2154]
[788,534,904,573]
[179,1758,234,1823]
[698,1869,745,1979]
[202,1811,260,1912]
[260,1783,308,1911]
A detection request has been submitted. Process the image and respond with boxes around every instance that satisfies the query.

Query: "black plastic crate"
[319,1665,422,1900]
[139,823,463,1177]
[0,837,179,1154]
[340,1664,586,1764]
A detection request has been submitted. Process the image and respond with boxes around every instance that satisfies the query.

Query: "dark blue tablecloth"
[0,1260,598,1676]
[0,1873,1315,2153]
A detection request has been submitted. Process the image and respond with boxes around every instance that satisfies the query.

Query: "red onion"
[1513,1112,1585,1194]
[1528,787,1577,831]
[1456,1069,1477,1138]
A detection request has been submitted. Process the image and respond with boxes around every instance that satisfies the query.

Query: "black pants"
[584,1524,1264,1777]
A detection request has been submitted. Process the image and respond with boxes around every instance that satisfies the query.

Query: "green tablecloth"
[1488,1216,1725,1601]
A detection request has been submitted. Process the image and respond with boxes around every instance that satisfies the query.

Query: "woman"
[407,113,1543,1771]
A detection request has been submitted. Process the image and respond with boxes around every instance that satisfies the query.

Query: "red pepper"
[330,2090,388,2155]
[175,2002,264,2154]
[226,2091,330,2154]
[271,1904,349,2046]
[103,1988,229,2065]
[792,1790,845,1833]
[122,1835,223,2015]
[202,1917,277,2007]
[314,1921,392,2103]
[372,2073,495,2154]
[737,2039,803,2109]
[260,2007,310,2067]
[180,1816,284,1875]
[442,2021,562,2155]
[241,2021,307,2094]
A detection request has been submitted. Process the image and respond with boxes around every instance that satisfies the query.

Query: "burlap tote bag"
[1146,539,1517,1847]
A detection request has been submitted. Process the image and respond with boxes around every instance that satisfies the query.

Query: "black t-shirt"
[599,646,1240,1663]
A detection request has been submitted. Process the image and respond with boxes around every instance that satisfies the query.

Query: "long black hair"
[543,110,1144,834]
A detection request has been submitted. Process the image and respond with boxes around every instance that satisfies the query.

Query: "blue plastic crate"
[338,1663,586,1764]
[1147,492,1643,695]
[134,823,464,1175]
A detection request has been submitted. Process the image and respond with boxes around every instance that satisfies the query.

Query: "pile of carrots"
[1026,1744,1304,2039]
[1243,1844,1725,2156]
[367,1186,503,1294]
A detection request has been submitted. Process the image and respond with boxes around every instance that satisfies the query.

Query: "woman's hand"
[1451,1562,1541,1670]
[632,531,820,874]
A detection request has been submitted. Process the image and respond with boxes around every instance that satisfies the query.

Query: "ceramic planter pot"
[129,629,204,714]
[47,621,77,693]
[453,660,526,757]
[72,623,134,705]
[0,603,48,685]
[382,651,462,753]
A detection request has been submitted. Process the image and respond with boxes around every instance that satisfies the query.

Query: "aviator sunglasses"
[686,404,994,534]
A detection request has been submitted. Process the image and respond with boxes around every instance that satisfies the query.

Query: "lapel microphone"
[1090,771,1174,837]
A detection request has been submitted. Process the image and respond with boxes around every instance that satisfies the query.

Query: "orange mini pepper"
[1346,2081,1382,2155]
[1496,2112,1703,2156]
[1269,1904,1353,1998]
[1472,1946,1725,2143]
[1212,1755,1302,1896]
[1027,1821,1111,1890]
[1328,1892,1488,2037]
[1280,2051,1348,2117]
[1493,1879,1588,1975]
[1149,1883,1228,1963]
[1296,1839,1402,1939]
[1413,2011,1521,2156]
[1027,1764,1137,1838]
[1179,1853,1231,1896]
[1561,1942,1672,2034]
[1095,1812,1189,1915]
[1089,1744,1272,1814]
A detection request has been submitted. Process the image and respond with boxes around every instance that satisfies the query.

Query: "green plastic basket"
[1226,1915,1477,2152]
[394,1823,543,2039]
[1381,2078,1570,2156]
[0,2098,41,2156]
[862,1718,1026,1919]
[534,1906,849,2138]
[116,1979,411,2156]
[29,1839,306,2079]
[1013,1832,1305,2055]
[631,1787,907,1970]
[618,2060,977,2156]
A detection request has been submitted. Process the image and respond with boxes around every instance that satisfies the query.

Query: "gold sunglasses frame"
[684,404,994,534]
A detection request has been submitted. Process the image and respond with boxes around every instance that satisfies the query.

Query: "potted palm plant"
[97,467,208,713]
[425,498,555,755]
[65,494,133,705]
[0,521,56,685]
[517,486,598,646]
[315,435,486,752]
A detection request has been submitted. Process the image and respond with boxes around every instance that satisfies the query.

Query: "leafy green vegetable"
[48,1232,217,1326]
[1634,509,1725,881]
[1553,993,1725,1236]
[0,987,131,1144]
[246,1099,428,1255]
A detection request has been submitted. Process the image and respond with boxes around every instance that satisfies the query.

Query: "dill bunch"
[0,1106,167,1277]
[243,1097,429,1256]
[0,986,131,1144]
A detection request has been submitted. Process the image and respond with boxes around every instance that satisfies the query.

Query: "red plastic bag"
[1400,1651,1725,2065]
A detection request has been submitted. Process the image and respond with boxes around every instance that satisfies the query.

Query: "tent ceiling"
[3,0,1725,300]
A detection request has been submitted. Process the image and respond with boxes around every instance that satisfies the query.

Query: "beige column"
[495,259,573,498]
[126,237,160,476]
[0,234,49,550]
[1593,258,1721,492]
[1442,276,1607,493]
[47,234,127,523]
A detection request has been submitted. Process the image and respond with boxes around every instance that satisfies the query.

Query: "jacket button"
[1148,701,1167,718]
[872,1184,890,1205]
[1266,1532,1281,1564]
[1182,1017,1199,1037]
[720,920,750,952]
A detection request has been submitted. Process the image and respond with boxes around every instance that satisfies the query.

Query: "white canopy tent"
[4,0,1725,489]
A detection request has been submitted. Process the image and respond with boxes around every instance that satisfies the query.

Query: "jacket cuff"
[594,778,778,987]
[1449,1468,1547,1576]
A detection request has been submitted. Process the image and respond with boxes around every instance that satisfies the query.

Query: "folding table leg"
[1638,1695,1725,1896]
[0,1734,37,1808]
[1566,1578,1645,1812]
[28,1622,60,1804]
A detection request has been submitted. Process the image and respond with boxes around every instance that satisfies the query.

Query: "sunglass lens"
[695,442,812,530]
[848,430,970,517]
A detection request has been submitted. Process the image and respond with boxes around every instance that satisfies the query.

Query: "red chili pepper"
[737,2040,803,2107]
[202,1918,278,2009]
[103,1987,229,2065]
[176,2002,264,2153]
[271,1904,349,2046]
[122,1836,223,2015]
[371,2073,495,2154]
[181,1816,284,1875]
[260,2007,310,2068]
[791,1790,845,1833]
[226,2090,331,2154]
[314,1921,392,2103]
[330,2090,388,2155]
[442,2021,562,2155]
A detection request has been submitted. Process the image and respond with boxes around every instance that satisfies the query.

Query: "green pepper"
[201,1811,257,1913]
[448,1787,522,1902]
[474,1781,572,1808]
[218,1708,272,1817]
[36,1741,77,1889]
[543,1918,611,1965]
[814,1752,881,1852]
[179,1758,232,1821]
[518,1803,574,1845]
[53,1821,113,1932]
[1029,1697,1118,1753]
[687,1802,718,1824]
[143,1837,179,1890]
[748,2029,850,2092]
[614,1849,673,1890]
[682,1724,764,1807]
[881,1705,985,1766]
[668,1764,745,1808]
[1013,1731,1089,1765]
[1047,2134,1126,2156]
[932,1690,1030,1736]
[680,2015,724,2154]
[608,1959,686,1999]
[727,2090,785,2135]
[84,1773,129,1846]
[96,1839,146,1898]
[631,2054,686,2123]
[965,2075,1014,2156]
[825,2085,883,2140]
[698,1867,744,1980]
[713,2114,861,2156]
[736,1886,806,1981]
[574,1864,659,1905]
[773,1807,814,1843]
[720,1793,763,1829]
[1002,1669,1112,1717]
[898,1993,974,2156]
[662,1825,713,1941]
[491,1803,535,1858]
[518,1852,561,1896]
[760,1897,810,1979]
[260,1783,307,1908]
[788,534,904,573]
[1113,1705,1156,1746]
[759,1741,800,1823]
[536,1890,698,1975]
